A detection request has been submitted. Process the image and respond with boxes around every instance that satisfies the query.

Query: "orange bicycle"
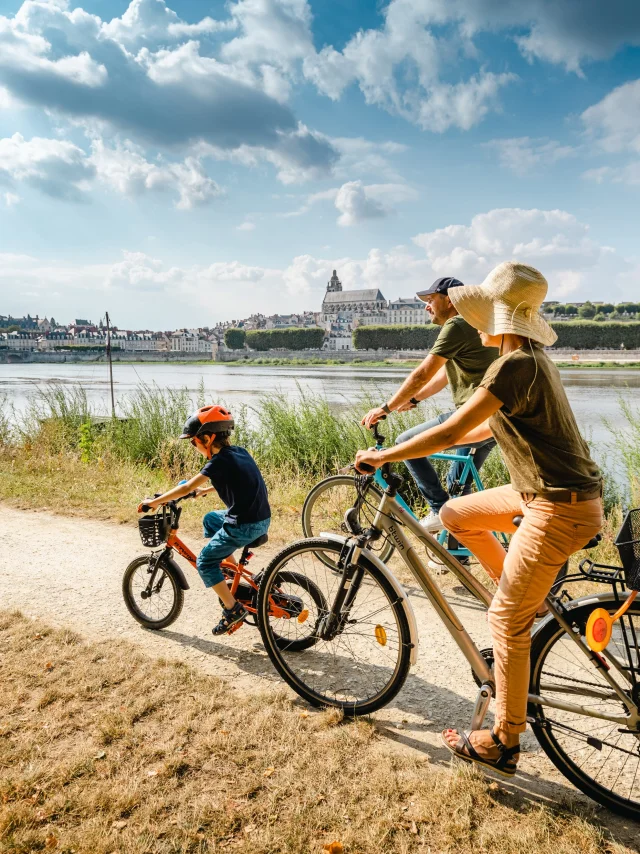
[123,492,326,649]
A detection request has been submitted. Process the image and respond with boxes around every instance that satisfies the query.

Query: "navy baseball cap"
[416,277,464,300]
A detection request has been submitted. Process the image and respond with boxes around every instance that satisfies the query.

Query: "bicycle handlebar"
[139,490,198,514]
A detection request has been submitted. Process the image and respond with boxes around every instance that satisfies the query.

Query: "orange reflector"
[586,608,612,652]
[375,625,387,646]
[297,609,309,624]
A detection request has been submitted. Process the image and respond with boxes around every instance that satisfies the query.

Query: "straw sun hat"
[448,261,557,347]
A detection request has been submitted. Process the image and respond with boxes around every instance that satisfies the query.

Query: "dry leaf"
[410,821,418,835]
[299,710,310,719]
[146,770,159,777]
[111,820,128,830]
[488,782,500,792]
[263,766,275,777]
[44,662,54,672]
[219,730,230,735]
[94,751,106,760]
[323,842,344,854]
[45,833,58,849]
[33,633,43,640]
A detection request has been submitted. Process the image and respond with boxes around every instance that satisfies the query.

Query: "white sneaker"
[419,511,442,533]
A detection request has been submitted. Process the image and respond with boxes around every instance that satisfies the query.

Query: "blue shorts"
[196,510,270,588]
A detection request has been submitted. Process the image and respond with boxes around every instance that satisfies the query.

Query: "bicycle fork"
[317,541,365,641]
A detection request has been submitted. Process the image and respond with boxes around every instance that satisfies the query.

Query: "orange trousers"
[439,484,603,734]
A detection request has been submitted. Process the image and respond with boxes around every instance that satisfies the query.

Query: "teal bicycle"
[302,421,506,568]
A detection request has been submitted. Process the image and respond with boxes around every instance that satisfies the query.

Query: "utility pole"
[105,311,116,419]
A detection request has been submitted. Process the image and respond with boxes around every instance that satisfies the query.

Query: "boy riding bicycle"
[138,405,271,635]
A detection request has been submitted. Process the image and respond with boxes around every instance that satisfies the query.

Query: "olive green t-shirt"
[480,345,602,495]
[430,316,499,407]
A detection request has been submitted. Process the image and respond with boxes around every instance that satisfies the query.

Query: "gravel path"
[1,504,636,841]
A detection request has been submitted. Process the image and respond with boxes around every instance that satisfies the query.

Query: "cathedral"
[320,270,387,324]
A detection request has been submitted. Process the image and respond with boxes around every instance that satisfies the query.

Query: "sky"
[0,0,639,330]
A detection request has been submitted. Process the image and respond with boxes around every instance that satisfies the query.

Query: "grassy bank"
[0,610,633,854]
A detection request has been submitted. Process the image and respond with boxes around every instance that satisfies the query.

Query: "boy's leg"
[197,523,239,608]
[395,412,455,512]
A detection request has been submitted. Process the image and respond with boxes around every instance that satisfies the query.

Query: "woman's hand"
[354,449,383,473]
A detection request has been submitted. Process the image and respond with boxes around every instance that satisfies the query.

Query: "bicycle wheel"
[265,570,328,652]
[529,598,640,819]
[302,475,394,568]
[122,554,184,630]
[257,538,412,715]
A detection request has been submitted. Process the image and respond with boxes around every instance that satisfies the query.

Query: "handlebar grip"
[357,462,376,474]
[140,503,151,513]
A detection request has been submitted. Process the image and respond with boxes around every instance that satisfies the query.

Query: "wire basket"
[614,508,640,591]
[138,514,168,548]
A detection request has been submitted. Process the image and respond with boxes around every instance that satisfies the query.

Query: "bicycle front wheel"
[122,554,184,630]
[257,538,412,715]
[302,475,395,567]
[529,598,640,819]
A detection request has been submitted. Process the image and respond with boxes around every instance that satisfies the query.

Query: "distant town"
[2,270,639,356]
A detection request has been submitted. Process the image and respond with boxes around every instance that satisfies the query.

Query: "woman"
[354,261,603,778]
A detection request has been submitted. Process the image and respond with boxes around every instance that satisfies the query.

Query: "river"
[1,362,638,448]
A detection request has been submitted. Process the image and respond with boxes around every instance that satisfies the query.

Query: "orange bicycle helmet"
[178,404,234,439]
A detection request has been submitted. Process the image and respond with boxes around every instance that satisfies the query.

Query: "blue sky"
[0,0,639,329]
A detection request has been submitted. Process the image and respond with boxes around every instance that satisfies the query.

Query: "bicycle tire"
[265,569,328,652]
[529,597,640,819]
[302,475,395,567]
[257,538,412,715]
[122,554,184,630]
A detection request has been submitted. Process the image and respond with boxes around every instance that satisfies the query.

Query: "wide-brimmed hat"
[447,261,557,347]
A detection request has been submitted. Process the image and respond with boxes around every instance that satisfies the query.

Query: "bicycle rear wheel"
[122,554,184,630]
[302,475,394,568]
[529,598,640,819]
[257,538,412,715]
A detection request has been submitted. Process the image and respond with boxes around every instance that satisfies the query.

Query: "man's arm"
[362,353,447,428]
[356,388,500,471]
[397,365,448,411]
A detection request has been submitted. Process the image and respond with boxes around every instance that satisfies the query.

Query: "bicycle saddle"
[247,533,269,549]
[511,515,601,550]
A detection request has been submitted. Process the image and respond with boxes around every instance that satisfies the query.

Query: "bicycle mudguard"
[161,555,191,591]
[320,532,419,665]
[531,590,636,636]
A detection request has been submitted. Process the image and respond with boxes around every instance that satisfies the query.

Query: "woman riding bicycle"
[355,261,603,778]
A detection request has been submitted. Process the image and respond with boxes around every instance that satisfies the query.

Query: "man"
[361,276,499,531]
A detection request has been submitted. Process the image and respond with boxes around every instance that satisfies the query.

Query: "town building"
[387,297,428,325]
[321,270,386,324]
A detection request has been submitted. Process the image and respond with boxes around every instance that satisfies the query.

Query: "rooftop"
[323,288,386,304]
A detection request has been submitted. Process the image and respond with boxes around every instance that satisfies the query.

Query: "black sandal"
[441,729,520,778]
[212,602,247,636]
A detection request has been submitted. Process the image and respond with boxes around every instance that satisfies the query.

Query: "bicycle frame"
[358,486,639,731]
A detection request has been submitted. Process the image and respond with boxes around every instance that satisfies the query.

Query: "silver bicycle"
[257,464,640,819]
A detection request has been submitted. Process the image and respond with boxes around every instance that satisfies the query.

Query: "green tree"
[552,304,566,316]
[593,312,606,322]
[224,327,246,350]
[246,327,325,351]
[600,303,615,315]
[563,304,578,316]
[578,303,596,319]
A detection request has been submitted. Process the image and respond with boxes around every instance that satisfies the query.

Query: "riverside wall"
[2,347,640,365]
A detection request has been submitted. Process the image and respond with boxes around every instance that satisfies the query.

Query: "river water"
[1,362,638,448]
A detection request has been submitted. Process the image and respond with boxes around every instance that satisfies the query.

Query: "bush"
[578,303,596,319]
[224,328,246,350]
[353,325,440,350]
[550,322,640,349]
[246,327,325,351]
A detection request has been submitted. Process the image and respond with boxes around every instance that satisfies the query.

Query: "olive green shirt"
[480,345,602,495]
[430,315,498,407]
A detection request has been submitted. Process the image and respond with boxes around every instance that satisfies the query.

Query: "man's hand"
[396,400,417,412]
[354,449,383,473]
[361,407,388,429]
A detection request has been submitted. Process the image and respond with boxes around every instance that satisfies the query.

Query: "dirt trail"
[1,504,637,841]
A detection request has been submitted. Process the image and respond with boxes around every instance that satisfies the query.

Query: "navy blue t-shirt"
[200,446,270,525]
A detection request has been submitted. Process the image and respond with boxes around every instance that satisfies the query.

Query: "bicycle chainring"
[471,647,495,689]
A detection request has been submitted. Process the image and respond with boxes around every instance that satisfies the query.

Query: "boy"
[138,404,270,635]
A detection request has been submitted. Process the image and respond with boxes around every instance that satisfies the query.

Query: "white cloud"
[582,78,640,155]
[334,181,386,226]
[236,220,256,231]
[486,136,577,175]
[90,138,221,209]
[285,180,418,224]
[583,162,640,187]
[330,137,408,181]
[412,207,626,300]
[101,0,235,47]
[3,191,20,207]
[0,132,94,200]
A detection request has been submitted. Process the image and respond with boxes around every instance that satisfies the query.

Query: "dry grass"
[0,447,308,547]
[0,610,632,854]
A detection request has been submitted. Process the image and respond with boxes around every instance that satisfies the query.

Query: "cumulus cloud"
[333,181,386,226]
[0,0,338,182]
[90,139,221,209]
[582,79,640,154]
[485,137,577,175]
[0,132,94,200]
[412,207,625,299]
[285,180,418,225]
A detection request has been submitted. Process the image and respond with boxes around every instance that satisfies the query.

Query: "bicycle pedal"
[227,621,245,635]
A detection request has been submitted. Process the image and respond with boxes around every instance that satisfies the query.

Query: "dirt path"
[1,504,637,842]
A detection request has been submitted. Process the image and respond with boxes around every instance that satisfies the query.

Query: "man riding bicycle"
[362,276,499,532]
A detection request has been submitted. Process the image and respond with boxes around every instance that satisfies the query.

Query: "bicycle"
[301,420,506,567]
[123,492,326,650]
[257,464,640,818]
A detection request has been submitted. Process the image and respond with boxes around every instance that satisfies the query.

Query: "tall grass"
[4,381,639,510]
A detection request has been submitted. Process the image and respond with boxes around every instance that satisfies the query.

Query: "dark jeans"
[395,410,497,513]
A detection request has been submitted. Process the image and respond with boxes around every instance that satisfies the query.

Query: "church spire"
[327,269,342,293]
